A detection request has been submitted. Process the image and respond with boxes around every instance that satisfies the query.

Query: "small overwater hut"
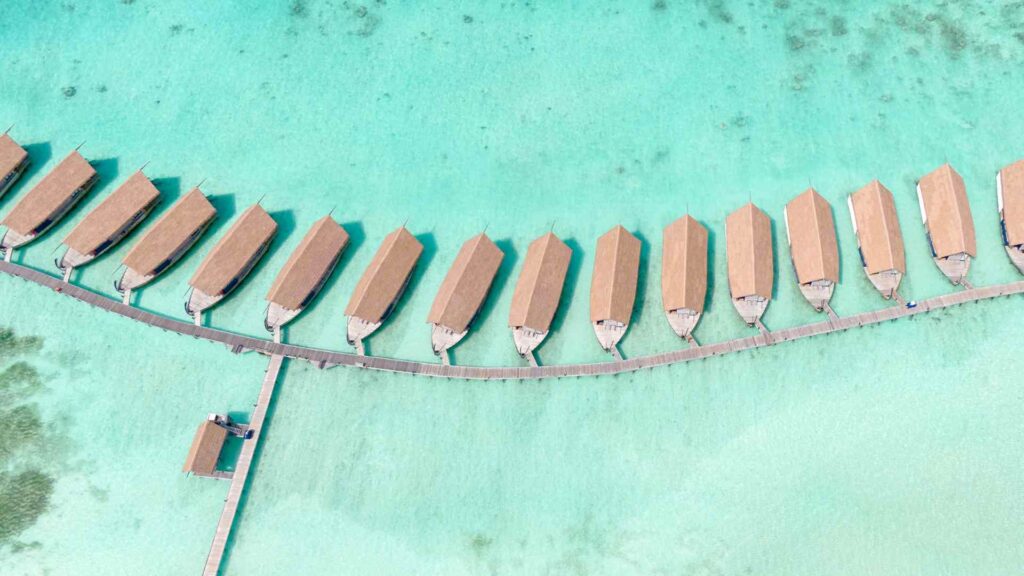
[661,215,707,341]
[426,233,504,362]
[848,180,906,299]
[590,225,640,356]
[917,164,976,285]
[784,188,838,311]
[344,226,423,353]
[508,232,571,363]
[186,205,277,322]
[726,203,773,326]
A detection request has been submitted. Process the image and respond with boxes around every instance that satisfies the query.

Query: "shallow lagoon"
[1,1,1023,574]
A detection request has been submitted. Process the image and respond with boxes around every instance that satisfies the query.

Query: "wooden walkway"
[2,260,1022,380]
[203,353,284,576]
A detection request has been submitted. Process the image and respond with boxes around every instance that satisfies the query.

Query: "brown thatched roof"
[508,232,572,331]
[589,225,641,324]
[63,171,160,255]
[2,151,96,235]
[345,227,423,322]
[850,180,906,274]
[266,216,349,310]
[0,134,28,179]
[182,420,227,475]
[726,203,773,300]
[121,188,217,275]
[1000,159,1024,247]
[918,164,976,258]
[785,188,838,284]
[661,215,707,312]
[189,205,277,295]
[426,233,504,333]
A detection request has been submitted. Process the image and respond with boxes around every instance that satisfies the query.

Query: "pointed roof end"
[735,201,767,221]
[535,230,560,245]
[1001,159,1024,177]
[666,213,697,232]
[600,224,630,241]
[314,213,339,227]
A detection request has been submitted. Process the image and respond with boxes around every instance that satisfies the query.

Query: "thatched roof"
[182,420,227,475]
[850,180,906,274]
[589,225,641,324]
[121,188,217,275]
[726,203,773,299]
[1000,159,1024,247]
[189,205,277,295]
[426,233,504,333]
[2,151,96,235]
[266,216,349,310]
[918,164,976,258]
[0,134,28,178]
[785,188,838,284]
[345,227,423,322]
[508,232,572,331]
[63,171,160,255]
[661,215,707,312]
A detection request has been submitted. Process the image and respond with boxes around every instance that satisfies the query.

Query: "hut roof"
[189,205,277,295]
[785,188,839,284]
[426,233,504,333]
[0,134,28,177]
[589,225,641,324]
[1000,159,1024,247]
[661,215,708,313]
[918,164,976,258]
[63,171,160,255]
[508,232,572,331]
[266,216,349,310]
[121,188,217,275]
[726,203,773,300]
[850,180,906,275]
[1,151,96,235]
[182,420,227,475]
[344,227,423,322]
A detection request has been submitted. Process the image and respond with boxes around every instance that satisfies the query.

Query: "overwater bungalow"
[426,233,504,361]
[185,205,277,322]
[265,215,349,333]
[344,226,423,353]
[783,188,838,311]
[917,164,976,285]
[590,225,640,355]
[997,159,1024,274]
[116,188,217,299]
[726,203,773,326]
[0,133,30,199]
[0,150,97,259]
[508,232,572,361]
[661,215,707,340]
[56,171,160,277]
[848,180,906,299]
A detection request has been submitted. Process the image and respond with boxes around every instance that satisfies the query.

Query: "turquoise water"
[2,1,1024,574]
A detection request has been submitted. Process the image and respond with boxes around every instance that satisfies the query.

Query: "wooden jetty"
[202,353,284,576]
[3,259,1022,381]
